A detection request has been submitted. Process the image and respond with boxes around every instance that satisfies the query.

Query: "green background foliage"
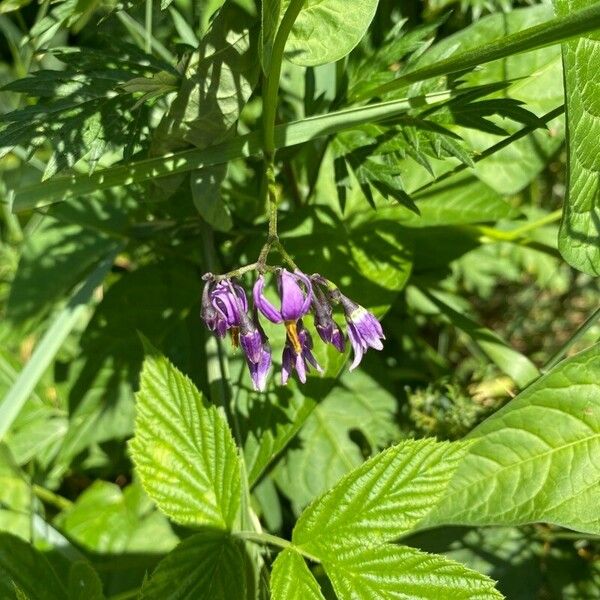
[0,0,599,598]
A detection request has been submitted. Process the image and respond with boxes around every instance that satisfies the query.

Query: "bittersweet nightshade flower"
[312,285,345,352]
[211,280,248,343]
[338,293,384,370]
[245,319,272,392]
[281,320,322,385]
[254,269,313,356]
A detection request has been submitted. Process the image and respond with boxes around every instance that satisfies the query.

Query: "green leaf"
[0,446,32,541]
[292,438,470,554]
[557,0,600,275]
[424,343,600,534]
[129,350,241,529]
[0,533,67,600]
[408,5,564,195]
[322,543,503,600]
[140,530,254,600]
[67,561,104,600]
[54,481,177,554]
[283,0,379,67]
[270,548,325,600]
[372,2,600,96]
[274,370,399,512]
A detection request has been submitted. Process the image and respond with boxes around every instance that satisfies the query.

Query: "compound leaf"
[129,351,241,529]
[292,438,469,554]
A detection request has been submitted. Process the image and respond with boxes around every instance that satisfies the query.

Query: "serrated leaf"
[140,530,253,600]
[282,0,379,67]
[129,351,241,529]
[274,370,400,512]
[424,343,600,534]
[322,543,503,600]
[556,0,600,275]
[292,438,470,554]
[0,533,67,600]
[270,549,325,600]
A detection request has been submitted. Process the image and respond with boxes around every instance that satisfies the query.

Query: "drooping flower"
[254,269,313,356]
[337,293,384,370]
[244,317,272,392]
[281,320,322,385]
[311,285,345,352]
[210,280,248,343]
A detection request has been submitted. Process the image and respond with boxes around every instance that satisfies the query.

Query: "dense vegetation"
[0,0,599,598]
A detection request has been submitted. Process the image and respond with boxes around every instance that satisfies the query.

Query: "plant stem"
[542,304,600,373]
[475,209,562,242]
[32,484,73,511]
[144,0,152,54]
[236,531,321,564]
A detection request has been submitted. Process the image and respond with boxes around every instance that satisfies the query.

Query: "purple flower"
[338,294,384,370]
[312,285,345,352]
[211,280,248,341]
[253,269,312,324]
[201,280,219,332]
[245,324,272,392]
[281,320,323,385]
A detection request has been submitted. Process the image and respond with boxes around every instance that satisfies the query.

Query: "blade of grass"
[0,248,121,441]
[370,3,600,97]
[12,91,454,212]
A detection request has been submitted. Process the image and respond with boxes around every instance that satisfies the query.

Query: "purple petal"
[248,346,271,392]
[295,351,307,383]
[253,275,282,323]
[280,270,312,321]
[331,326,346,352]
[347,323,365,371]
[240,329,263,364]
[281,346,294,385]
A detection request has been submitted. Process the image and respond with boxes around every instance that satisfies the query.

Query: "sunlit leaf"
[270,549,325,600]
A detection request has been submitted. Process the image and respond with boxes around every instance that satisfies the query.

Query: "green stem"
[144,0,152,55]
[475,209,562,242]
[236,531,321,563]
[542,305,600,373]
[32,485,73,511]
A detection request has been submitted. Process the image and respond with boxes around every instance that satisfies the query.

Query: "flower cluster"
[201,269,384,391]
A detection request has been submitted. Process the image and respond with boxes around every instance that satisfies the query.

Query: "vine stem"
[236,531,321,564]
[260,0,306,254]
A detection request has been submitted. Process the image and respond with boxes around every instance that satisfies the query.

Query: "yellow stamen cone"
[285,321,302,354]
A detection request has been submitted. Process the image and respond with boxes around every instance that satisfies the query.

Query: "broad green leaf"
[557,0,600,275]
[130,351,241,529]
[54,481,177,554]
[270,548,325,600]
[322,543,503,600]
[0,446,31,540]
[274,370,399,512]
[293,438,469,554]
[424,343,600,534]
[282,0,379,67]
[67,561,104,600]
[140,530,254,600]
[0,533,66,600]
